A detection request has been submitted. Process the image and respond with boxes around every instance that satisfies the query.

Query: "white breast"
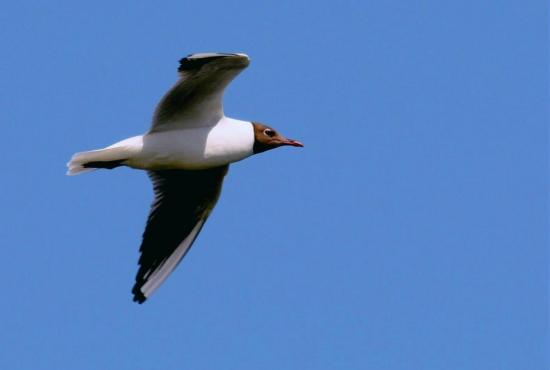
[123,117,254,170]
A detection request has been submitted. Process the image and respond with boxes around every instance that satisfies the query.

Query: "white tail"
[66,147,129,176]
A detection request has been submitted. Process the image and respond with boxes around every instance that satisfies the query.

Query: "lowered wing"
[132,166,229,303]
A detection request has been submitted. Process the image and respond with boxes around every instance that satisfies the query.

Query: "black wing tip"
[132,285,147,304]
[178,52,249,72]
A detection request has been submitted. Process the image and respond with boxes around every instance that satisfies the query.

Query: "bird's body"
[67,52,302,303]
[97,117,255,171]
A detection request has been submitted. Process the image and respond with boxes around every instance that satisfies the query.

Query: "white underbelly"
[123,120,254,170]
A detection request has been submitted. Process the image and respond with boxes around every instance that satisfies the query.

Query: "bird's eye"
[263,129,276,137]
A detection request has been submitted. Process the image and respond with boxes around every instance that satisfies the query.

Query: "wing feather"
[150,53,249,132]
[132,166,229,303]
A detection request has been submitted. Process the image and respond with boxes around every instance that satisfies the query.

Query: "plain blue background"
[1,1,547,369]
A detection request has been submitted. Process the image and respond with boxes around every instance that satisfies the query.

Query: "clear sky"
[1,1,547,369]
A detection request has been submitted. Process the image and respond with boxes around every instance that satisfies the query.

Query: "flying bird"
[67,53,303,303]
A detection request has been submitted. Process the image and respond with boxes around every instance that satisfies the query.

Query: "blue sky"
[1,1,547,369]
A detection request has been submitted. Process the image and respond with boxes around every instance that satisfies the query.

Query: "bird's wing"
[132,166,229,303]
[150,53,250,133]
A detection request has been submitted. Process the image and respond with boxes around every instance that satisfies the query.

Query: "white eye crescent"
[263,129,275,137]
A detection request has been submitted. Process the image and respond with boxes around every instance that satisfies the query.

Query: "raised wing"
[132,166,229,303]
[150,53,250,133]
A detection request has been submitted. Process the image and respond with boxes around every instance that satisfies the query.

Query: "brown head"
[252,122,304,154]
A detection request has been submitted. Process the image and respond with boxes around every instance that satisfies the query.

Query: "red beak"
[280,138,304,147]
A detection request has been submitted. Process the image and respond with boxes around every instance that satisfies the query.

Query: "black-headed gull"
[67,53,303,303]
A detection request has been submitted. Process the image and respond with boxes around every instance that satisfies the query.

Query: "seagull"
[67,52,303,304]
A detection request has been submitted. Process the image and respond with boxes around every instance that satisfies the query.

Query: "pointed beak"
[279,138,304,148]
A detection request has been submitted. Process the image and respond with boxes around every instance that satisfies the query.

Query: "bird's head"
[252,122,304,154]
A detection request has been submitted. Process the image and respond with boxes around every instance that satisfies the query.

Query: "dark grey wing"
[150,52,250,133]
[132,166,229,303]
